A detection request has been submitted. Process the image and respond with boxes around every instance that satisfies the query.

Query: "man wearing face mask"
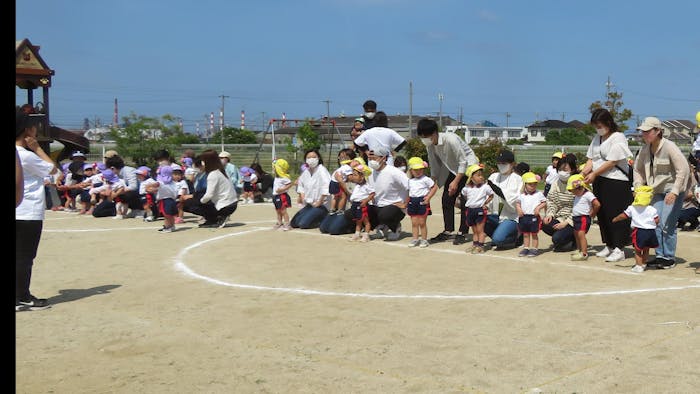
[484,150,523,249]
[633,116,690,269]
[353,111,406,166]
[417,118,479,245]
[361,100,378,130]
[365,145,409,241]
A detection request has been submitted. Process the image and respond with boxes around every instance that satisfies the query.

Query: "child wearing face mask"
[516,172,547,257]
[461,164,494,254]
[329,149,356,215]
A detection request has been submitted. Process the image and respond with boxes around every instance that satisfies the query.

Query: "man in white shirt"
[417,118,479,245]
[353,111,406,167]
[366,145,410,241]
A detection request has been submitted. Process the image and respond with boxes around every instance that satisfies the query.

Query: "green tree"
[544,128,594,145]
[472,138,507,173]
[297,122,322,151]
[210,127,257,144]
[110,112,188,167]
[589,88,633,132]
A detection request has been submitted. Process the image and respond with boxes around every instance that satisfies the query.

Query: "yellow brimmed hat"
[552,151,563,159]
[465,163,485,183]
[408,156,427,170]
[272,158,289,178]
[353,163,372,178]
[521,171,539,184]
[633,185,653,206]
[566,173,590,191]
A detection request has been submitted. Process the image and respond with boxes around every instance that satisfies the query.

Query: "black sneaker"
[453,234,466,245]
[429,232,452,243]
[17,296,51,311]
[657,258,677,269]
[216,215,230,228]
[198,221,218,228]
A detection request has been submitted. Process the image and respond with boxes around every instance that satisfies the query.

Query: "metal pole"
[219,94,229,152]
[438,93,444,131]
[409,81,414,138]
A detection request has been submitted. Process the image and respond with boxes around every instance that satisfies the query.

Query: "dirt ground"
[16,197,700,393]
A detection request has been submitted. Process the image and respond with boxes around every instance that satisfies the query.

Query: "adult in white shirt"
[484,150,524,249]
[353,111,406,167]
[16,109,57,311]
[182,150,239,228]
[581,108,634,262]
[417,118,479,245]
[366,145,410,241]
[290,149,331,229]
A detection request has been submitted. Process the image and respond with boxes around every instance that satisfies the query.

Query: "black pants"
[593,177,632,249]
[16,220,43,300]
[198,201,238,224]
[369,205,405,232]
[541,219,575,248]
[441,172,468,234]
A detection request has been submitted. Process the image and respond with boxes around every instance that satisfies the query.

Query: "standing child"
[135,166,157,222]
[461,164,494,254]
[544,152,563,196]
[406,157,438,248]
[567,174,601,261]
[171,164,189,224]
[516,172,547,257]
[239,166,258,204]
[329,148,356,215]
[347,164,375,242]
[271,158,293,231]
[146,165,179,232]
[612,186,659,273]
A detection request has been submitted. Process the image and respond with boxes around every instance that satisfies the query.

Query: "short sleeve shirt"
[623,205,658,229]
[586,132,632,181]
[408,175,435,198]
[572,191,597,216]
[461,184,494,209]
[518,191,547,215]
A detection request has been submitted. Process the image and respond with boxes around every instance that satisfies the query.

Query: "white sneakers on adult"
[605,247,625,262]
[595,246,611,258]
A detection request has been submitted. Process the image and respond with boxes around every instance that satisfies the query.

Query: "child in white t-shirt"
[461,164,494,254]
[136,166,157,222]
[543,152,562,196]
[405,157,438,248]
[171,165,189,224]
[271,159,293,231]
[612,186,659,273]
[146,165,179,232]
[567,174,601,261]
[516,172,547,257]
[239,166,258,204]
[329,149,356,215]
[347,164,375,242]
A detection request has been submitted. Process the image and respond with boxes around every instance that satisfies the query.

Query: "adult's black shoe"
[198,222,218,228]
[429,232,452,243]
[453,234,466,245]
[656,258,677,270]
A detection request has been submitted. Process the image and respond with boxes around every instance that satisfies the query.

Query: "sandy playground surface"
[15,197,700,393]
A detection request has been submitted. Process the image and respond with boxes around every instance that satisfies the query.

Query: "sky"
[15,0,700,134]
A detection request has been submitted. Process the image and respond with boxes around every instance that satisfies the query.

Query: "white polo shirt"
[572,191,597,216]
[408,175,435,198]
[461,184,494,209]
[16,146,55,221]
[518,191,547,215]
[623,205,658,229]
[369,164,409,207]
[350,182,375,202]
[354,126,405,166]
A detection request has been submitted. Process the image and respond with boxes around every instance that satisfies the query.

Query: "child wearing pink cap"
[146,165,179,232]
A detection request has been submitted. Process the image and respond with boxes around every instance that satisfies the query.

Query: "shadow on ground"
[48,284,121,305]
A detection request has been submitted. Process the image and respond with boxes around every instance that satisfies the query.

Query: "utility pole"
[605,76,614,103]
[219,94,229,152]
[409,81,414,138]
[438,93,444,131]
[261,111,266,132]
[506,112,511,128]
[459,106,464,125]
[322,99,332,156]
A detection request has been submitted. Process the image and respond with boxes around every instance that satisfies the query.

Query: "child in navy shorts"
[347,164,375,242]
[405,157,438,248]
[461,163,494,254]
[567,174,601,261]
[612,185,659,273]
[146,165,179,233]
[516,172,547,257]
[271,158,293,231]
[329,149,355,215]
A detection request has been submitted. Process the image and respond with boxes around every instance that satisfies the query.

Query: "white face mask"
[364,112,375,120]
[420,137,433,146]
[397,166,407,172]
[220,159,227,166]
[595,127,607,136]
[306,157,319,168]
[368,159,381,170]
[158,160,169,167]
[558,171,571,182]
[497,164,511,174]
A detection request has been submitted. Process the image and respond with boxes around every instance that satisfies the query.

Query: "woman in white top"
[16,109,57,311]
[484,150,524,249]
[581,108,634,262]
[183,150,238,228]
[290,149,331,229]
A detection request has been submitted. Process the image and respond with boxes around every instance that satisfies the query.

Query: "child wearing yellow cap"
[461,163,494,254]
[567,174,601,261]
[611,186,659,273]
[329,149,356,215]
[544,152,563,196]
[272,158,293,230]
[405,157,438,248]
[346,164,375,242]
[515,172,547,257]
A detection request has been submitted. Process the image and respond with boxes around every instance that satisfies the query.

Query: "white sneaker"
[407,239,420,248]
[113,214,124,220]
[595,246,611,258]
[605,247,625,262]
[419,239,430,248]
[630,264,646,273]
[247,198,254,204]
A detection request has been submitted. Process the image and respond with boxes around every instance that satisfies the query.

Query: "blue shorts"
[243,181,256,192]
[329,181,341,196]
[273,193,291,210]
[631,228,658,252]
[466,207,487,226]
[518,214,541,234]
[573,215,591,233]
[407,196,430,217]
[158,198,178,216]
[350,201,368,222]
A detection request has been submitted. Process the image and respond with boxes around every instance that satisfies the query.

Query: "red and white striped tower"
[195,122,200,135]
[113,98,118,127]
[210,112,215,136]
[241,110,245,130]
[219,108,224,132]
[281,112,287,128]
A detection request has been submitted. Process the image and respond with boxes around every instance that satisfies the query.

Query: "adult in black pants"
[365,146,409,241]
[582,108,634,262]
[93,155,142,217]
[182,150,239,228]
[16,109,58,311]
[417,118,479,245]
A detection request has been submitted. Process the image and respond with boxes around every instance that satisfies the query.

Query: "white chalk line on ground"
[172,227,700,300]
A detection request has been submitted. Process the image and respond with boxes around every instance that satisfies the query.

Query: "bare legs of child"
[469,222,486,254]
[518,233,540,257]
[350,216,371,242]
[275,208,290,231]
[630,248,648,273]
[571,230,588,261]
[408,216,429,248]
